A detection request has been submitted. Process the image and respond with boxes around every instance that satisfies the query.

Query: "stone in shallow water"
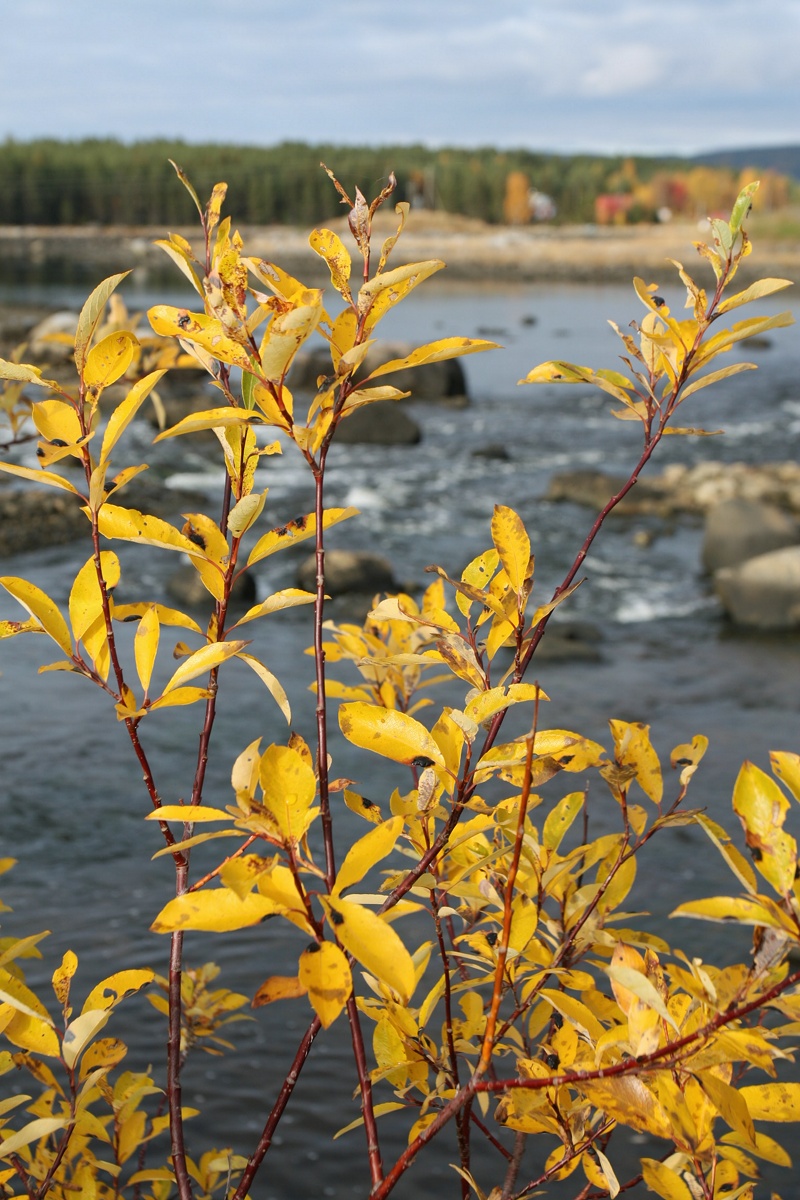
[714,546,800,629]
[702,498,799,574]
[334,402,421,445]
[295,549,398,596]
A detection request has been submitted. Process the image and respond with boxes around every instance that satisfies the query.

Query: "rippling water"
[1,273,799,1197]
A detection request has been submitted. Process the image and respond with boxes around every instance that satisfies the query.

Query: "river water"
[1,269,799,1198]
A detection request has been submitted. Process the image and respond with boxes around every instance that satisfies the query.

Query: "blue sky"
[3,0,798,154]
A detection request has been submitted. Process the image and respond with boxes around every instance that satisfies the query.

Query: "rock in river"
[296,549,398,596]
[714,546,800,629]
[702,498,799,573]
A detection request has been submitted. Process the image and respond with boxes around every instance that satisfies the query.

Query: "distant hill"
[692,145,800,180]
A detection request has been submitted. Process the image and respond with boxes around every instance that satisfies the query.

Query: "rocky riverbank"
[2,212,798,287]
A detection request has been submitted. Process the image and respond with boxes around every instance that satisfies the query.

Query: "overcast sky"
[3,0,798,155]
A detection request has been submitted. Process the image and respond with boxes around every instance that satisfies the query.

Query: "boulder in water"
[714,546,800,629]
[296,549,398,596]
[702,498,799,573]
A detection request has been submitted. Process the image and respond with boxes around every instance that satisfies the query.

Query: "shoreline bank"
[1,214,798,286]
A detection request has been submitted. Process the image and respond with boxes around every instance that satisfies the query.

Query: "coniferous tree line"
[0,138,689,226]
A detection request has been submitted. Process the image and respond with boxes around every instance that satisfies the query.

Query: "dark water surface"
[1,273,799,1197]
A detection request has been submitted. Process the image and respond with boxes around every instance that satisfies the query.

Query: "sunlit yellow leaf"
[358,259,445,332]
[145,805,231,823]
[323,897,415,1003]
[671,894,796,931]
[738,1082,800,1121]
[640,1159,694,1200]
[252,975,307,1007]
[61,1009,110,1069]
[51,951,78,1007]
[148,305,253,370]
[161,639,248,693]
[733,760,797,895]
[333,816,403,897]
[150,889,281,933]
[491,505,531,592]
[96,504,200,556]
[771,750,800,804]
[0,461,80,493]
[609,720,663,805]
[81,969,155,1014]
[543,791,584,852]
[298,942,352,1029]
[259,743,318,843]
[83,331,138,391]
[309,228,353,302]
[31,398,82,445]
[3,1011,60,1057]
[0,577,72,654]
[147,686,211,710]
[231,588,316,628]
[259,292,324,382]
[339,702,444,768]
[247,506,358,567]
[134,605,160,694]
[99,369,166,468]
[366,337,498,381]
[697,1070,756,1146]
[154,407,263,442]
[227,490,268,538]
[0,1117,67,1159]
[717,277,794,314]
[75,273,130,371]
[237,653,290,722]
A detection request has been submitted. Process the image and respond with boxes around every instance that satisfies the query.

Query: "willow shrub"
[0,170,798,1200]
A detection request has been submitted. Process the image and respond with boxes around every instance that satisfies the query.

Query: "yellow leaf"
[771,750,800,803]
[640,1159,694,1200]
[150,889,281,933]
[231,588,316,628]
[344,790,383,824]
[3,1011,60,1057]
[694,814,756,894]
[491,505,531,592]
[609,720,663,805]
[96,504,200,556]
[733,761,797,895]
[739,1082,800,1121]
[323,897,415,1003]
[51,951,78,1007]
[61,1009,110,1069]
[575,1075,672,1138]
[717,277,794,314]
[148,305,253,370]
[83,331,138,391]
[227,490,267,538]
[252,975,307,1007]
[153,407,263,442]
[147,686,211,711]
[99,369,166,467]
[543,791,584,852]
[0,461,80,494]
[247,507,358,567]
[697,1070,756,1146]
[365,337,498,380]
[358,259,445,332]
[339,702,444,768]
[0,576,72,654]
[259,292,324,382]
[256,865,315,935]
[333,816,403,897]
[161,640,248,693]
[606,964,677,1030]
[81,969,155,1014]
[32,398,83,445]
[309,228,353,302]
[259,743,318,843]
[75,273,130,371]
[537,989,605,1044]
[145,805,231,823]
[679,361,757,400]
[134,605,160,694]
[298,942,352,1029]
[671,894,796,931]
[0,1117,67,1159]
[237,653,291,722]
[68,552,119,644]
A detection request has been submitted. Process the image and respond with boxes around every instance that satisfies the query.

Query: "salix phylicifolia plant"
[0,170,798,1200]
